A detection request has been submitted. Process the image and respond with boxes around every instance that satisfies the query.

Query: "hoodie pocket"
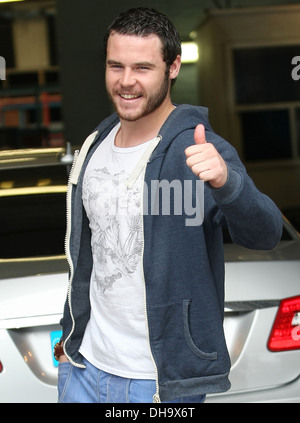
[149,299,219,382]
[183,300,217,361]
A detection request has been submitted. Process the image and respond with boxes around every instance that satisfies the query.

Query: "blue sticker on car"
[50,330,63,368]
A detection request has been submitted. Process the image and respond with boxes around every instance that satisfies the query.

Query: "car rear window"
[222,223,292,243]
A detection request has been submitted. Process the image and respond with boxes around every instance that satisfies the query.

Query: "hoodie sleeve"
[207,132,283,250]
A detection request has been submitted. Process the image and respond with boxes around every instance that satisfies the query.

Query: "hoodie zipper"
[140,166,160,403]
[63,131,99,365]
[63,149,85,367]
[138,138,162,404]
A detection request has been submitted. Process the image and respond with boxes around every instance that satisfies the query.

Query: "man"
[56,7,282,403]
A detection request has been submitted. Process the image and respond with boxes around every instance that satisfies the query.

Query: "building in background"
[197,5,300,221]
[0,1,62,150]
[0,0,299,226]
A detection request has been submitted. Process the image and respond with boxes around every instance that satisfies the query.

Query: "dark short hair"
[104,7,182,67]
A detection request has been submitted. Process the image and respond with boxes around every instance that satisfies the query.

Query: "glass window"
[0,164,68,188]
[239,109,292,161]
[0,164,68,259]
[234,46,300,104]
[0,192,66,259]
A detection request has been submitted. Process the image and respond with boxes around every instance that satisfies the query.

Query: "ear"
[169,55,181,81]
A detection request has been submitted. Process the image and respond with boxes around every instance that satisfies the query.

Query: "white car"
[0,149,299,403]
[207,217,300,403]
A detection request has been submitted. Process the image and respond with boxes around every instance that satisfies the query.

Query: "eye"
[135,64,153,71]
[107,62,123,70]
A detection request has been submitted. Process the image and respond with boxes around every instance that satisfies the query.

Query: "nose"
[120,68,136,87]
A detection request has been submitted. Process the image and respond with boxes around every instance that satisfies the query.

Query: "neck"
[115,100,175,148]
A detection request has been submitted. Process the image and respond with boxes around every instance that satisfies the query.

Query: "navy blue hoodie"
[62,104,282,402]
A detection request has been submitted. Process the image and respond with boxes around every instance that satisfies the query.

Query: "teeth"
[121,94,140,99]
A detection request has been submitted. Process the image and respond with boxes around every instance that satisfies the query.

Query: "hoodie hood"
[159,105,210,142]
[92,104,211,157]
[150,104,211,161]
[70,105,211,187]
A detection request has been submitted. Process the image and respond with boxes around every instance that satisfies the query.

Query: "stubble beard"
[108,72,170,122]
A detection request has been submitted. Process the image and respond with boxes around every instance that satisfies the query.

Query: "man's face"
[105,32,172,122]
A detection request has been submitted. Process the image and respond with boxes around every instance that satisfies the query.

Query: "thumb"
[194,124,207,145]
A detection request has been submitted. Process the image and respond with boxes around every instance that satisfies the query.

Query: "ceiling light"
[181,42,199,63]
[0,0,25,3]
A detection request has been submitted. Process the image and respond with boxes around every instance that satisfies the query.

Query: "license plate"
[50,330,62,367]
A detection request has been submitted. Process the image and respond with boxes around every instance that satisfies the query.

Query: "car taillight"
[268,295,300,352]
[0,361,3,374]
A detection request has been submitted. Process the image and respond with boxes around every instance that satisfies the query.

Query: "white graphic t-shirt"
[79,123,156,379]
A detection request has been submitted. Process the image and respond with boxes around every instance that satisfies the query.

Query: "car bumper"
[206,375,300,403]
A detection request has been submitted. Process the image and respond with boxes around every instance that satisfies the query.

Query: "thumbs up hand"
[185,124,228,188]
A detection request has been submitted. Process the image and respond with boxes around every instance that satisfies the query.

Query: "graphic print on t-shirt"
[82,166,143,295]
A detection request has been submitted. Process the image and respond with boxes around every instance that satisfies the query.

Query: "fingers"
[186,148,218,181]
[185,124,228,188]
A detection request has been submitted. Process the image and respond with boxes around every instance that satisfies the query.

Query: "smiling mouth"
[119,94,142,100]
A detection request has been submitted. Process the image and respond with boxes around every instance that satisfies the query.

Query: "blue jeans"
[58,358,206,403]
